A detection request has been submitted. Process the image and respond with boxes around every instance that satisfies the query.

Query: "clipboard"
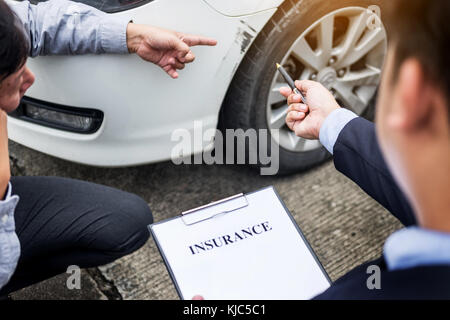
[149,186,331,300]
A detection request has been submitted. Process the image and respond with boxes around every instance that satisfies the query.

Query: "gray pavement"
[8,141,403,300]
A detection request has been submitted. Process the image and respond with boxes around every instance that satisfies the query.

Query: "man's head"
[376,0,450,230]
[0,0,35,113]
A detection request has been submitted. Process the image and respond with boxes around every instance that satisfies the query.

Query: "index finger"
[181,34,218,47]
[295,80,316,93]
[279,86,292,99]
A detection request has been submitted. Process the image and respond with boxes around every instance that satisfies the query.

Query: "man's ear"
[393,58,430,130]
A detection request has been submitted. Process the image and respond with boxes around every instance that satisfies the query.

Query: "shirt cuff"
[2,182,12,201]
[99,16,130,54]
[319,108,358,155]
[0,183,20,231]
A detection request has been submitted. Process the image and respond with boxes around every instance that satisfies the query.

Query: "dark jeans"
[0,176,153,295]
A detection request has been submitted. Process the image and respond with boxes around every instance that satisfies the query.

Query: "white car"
[9,0,387,174]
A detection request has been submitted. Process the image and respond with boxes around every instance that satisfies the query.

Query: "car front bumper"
[8,0,276,166]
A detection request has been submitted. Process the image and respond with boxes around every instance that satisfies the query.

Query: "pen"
[276,63,308,105]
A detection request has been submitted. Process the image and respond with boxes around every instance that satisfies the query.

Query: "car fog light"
[26,105,94,131]
[9,97,104,134]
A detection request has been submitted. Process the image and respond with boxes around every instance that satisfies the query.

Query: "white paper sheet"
[150,187,330,300]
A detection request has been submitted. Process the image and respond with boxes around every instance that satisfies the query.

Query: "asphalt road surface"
[8,141,403,300]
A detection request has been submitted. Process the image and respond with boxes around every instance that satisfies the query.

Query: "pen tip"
[276,63,281,69]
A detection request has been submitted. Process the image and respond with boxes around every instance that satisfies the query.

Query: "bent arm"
[332,117,416,226]
[0,113,20,291]
[280,81,416,227]
[7,0,130,57]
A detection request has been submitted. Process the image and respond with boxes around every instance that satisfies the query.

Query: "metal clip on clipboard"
[181,193,249,226]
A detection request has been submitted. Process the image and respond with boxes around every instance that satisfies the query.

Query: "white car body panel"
[203,0,283,16]
[8,0,278,166]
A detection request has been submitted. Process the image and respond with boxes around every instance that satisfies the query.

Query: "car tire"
[219,0,387,175]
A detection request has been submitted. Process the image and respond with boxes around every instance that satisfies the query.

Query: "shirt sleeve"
[319,108,359,154]
[0,183,21,290]
[6,0,130,57]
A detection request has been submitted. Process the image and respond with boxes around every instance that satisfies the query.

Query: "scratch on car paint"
[235,20,256,54]
[239,30,254,54]
[233,27,254,55]
[239,19,257,34]
[216,20,257,79]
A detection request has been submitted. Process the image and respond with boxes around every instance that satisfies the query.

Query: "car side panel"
[203,0,283,16]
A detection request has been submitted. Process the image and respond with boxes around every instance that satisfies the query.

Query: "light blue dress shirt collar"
[384,227,450,270]
[318,108,450,271]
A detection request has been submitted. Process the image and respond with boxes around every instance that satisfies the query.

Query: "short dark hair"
[385,0,450,108]
[0,0,30,83]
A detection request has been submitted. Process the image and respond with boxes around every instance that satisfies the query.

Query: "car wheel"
[219,0,387,175]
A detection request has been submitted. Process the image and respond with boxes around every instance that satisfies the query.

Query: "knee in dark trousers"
[0,176,154,294]
[97,192,153,259]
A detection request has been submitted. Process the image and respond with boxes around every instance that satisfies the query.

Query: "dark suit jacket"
[314,117,450,300]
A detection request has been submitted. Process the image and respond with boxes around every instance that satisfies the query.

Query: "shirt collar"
[384,227,450,271]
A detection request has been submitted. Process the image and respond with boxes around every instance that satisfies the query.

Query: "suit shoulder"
[315,264,450,300]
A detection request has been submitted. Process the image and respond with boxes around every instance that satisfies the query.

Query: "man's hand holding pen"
[279,80,341,140]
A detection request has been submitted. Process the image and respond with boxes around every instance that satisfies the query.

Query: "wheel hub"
[317,67,337,90]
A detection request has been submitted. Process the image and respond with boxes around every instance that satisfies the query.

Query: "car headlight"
[30,0,152,13]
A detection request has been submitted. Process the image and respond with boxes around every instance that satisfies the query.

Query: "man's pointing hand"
[126,23,217,79]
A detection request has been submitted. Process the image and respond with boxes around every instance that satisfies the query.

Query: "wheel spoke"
[300,68,315,81]
[318,14,335,64]
[337,27,385,69]
[288,132,305,150]
[336,65,381,87]
[354,86,377,103]
[291,37,322,71]
[333,82,367,115]
[270,104,289,129]
[335,11,368,66]
[268,82,288,105]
